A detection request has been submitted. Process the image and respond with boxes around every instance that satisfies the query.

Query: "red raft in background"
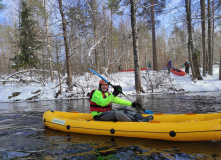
[170,68,186,76]
[119,68,147,72]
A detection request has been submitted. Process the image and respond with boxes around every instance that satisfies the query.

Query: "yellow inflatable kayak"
[43,110,221,141]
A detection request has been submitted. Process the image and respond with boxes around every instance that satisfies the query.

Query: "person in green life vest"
[89,80,153,122]
[182,60,190,74]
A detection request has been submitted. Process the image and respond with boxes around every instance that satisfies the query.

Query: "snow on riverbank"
[0,65,221,102]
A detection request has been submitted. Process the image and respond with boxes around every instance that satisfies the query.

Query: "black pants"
[185,66,189,74]
[94,107,153,122]
[94,111,132,122]
[168,66,171,74]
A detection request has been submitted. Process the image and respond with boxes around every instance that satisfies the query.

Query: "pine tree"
[0,0,4,10]
[11,1,40,70]
[138,0,166,71]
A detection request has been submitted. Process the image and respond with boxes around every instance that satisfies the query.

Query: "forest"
[0,0,221,93]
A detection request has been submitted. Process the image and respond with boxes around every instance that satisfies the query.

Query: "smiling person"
[89,80,153,122]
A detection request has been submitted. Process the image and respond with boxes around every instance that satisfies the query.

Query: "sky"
[0,0,6,24]
[0,0,17,25]
[0,65,221,103]
[0,0,182,36]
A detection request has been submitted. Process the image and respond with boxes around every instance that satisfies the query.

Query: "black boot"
[134,114,154,122]
[142,115,154,122]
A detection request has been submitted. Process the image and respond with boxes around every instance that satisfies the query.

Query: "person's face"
[101,84,108,92]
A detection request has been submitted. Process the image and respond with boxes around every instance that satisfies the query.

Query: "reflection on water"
[44,128,221,159]
[0,99,91,114]
[136,92,221,114]
[1,91,221,114]
[0,92,221,159]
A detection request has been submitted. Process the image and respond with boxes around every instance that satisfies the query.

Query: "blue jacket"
[167,61,172,68]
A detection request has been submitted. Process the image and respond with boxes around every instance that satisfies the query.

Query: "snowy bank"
[0,65,221,102]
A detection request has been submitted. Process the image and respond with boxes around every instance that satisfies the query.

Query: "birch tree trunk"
[44,0,54,82]
[130,0,142,93]
[58,0,72,87]
[56,39,62,94]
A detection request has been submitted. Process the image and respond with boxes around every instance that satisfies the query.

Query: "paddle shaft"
[108,83,133,102]
[109,83,146,112]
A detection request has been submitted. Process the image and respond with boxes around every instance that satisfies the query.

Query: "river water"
[0,92,221,159]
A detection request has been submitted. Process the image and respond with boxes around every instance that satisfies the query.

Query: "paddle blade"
[145,110,154,114]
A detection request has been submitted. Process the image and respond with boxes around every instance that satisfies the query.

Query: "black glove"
[132,101,142,108]
[112,85,122,97]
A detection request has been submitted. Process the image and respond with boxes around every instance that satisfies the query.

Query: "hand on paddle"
[112,85,122,97]
[132,101,154,114]
[132,101,142,109]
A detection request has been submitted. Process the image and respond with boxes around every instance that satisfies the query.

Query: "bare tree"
[219,49,221,80]
[151,0,157,71]
[130,0,142,93]
[91,0,99,72]
[44,0,54,82]
[200,0,206,77]
[58,0,72,87]
[185,0,202,80]
[208,0,213,75]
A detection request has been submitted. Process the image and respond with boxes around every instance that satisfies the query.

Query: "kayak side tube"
[43,110,221,141]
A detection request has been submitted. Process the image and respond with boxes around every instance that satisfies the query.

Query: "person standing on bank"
[167,60,172,74]
[182,60,190,74]
[90,80,153,122]
[147,62,151,70]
